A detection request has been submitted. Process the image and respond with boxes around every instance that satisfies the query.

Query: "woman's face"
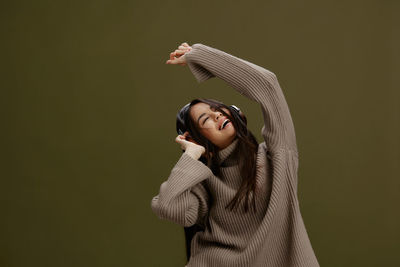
[189,102,237,149]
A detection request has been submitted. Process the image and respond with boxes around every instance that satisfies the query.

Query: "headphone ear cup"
[176,103,191,135]
[176,102,195,155]
[230,105,247,126]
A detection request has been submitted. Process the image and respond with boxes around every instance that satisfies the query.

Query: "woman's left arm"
[184,43,298,152]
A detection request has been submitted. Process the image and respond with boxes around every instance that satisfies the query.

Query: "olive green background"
[1,1,399,266]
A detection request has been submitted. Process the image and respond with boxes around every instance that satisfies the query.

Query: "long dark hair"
[179,98,260,262]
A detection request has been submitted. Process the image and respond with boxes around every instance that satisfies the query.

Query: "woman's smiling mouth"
[220,119,231,130]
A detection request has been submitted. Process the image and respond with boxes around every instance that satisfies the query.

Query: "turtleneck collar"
[217,138,239,164]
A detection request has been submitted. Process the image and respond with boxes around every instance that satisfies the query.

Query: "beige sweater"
[151,43,319,267]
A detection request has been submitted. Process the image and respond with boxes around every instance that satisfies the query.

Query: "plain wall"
[1,1,399,266]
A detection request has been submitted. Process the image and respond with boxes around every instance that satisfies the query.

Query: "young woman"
[151,42,320,267]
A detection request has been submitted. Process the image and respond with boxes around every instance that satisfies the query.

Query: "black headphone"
[176,102,244,136]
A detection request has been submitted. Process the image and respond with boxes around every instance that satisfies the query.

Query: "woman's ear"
[184,131,193,140]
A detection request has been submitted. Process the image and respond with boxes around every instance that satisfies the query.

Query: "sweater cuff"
[158,152,213,201]
[171,152,213,185]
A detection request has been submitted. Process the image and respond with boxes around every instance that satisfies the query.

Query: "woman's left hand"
[166,42,192,66]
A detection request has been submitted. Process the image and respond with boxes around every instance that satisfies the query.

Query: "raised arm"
[150,152,213,227]
[184,43,298,152]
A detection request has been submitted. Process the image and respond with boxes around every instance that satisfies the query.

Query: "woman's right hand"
[166,42,192,66]
[175,132,206,159]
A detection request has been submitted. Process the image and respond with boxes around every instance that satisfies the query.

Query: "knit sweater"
[151,43,320,267]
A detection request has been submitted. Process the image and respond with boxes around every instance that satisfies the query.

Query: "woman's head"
[177,98,247,150]
[189,101,235,149]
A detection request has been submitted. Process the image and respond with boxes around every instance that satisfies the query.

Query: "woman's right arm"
[150,152,213,227]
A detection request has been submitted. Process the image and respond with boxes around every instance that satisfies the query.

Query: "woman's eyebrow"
[197,113,206,125]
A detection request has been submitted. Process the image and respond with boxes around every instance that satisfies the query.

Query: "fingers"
[176,134,184,141]
[175,135,184,144]
[179,45,192,54]
[166,51,185,65]
[166,52,176,64]
[175,132,191,143]
[174,48,189,56]
[175,134,190,150]
[178,45,191,51]
[175,136,184,150]
[166,55,180,65]
[181,42,192,49]
[183,133,200,145]
[175,134,189,143]
[174,45,191,57]
[166,42,192,65]
[165,42,192,66]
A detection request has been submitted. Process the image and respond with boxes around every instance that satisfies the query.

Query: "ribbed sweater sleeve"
[184,43,298,152]
[151,152,213,227]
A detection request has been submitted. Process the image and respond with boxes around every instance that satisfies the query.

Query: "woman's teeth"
[220,119,230,130]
